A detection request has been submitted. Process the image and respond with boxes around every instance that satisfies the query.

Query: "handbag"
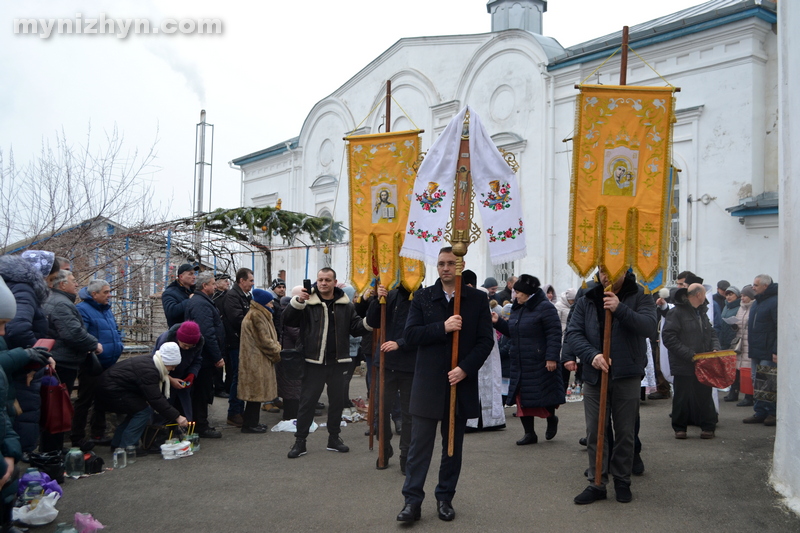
[730,336,743,355]
[83,351,104,377]
[279,349,304,380]
[753,364,777,403]
[692,350,736,389]
[40,368,74,434]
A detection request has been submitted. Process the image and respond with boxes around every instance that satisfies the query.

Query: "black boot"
[724,370,740,402]
[545,415,559,440]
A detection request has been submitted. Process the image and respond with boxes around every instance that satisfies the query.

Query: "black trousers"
[379,369,414,457]
[402,414,467,506]
[242,401,262,428]
[191,367,215,431]
[71,367,106,442]
[672,374,717,432]
[40,366,78,453]
[294,363,347,440]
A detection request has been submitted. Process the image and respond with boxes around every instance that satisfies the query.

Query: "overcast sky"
[1,0,704,220]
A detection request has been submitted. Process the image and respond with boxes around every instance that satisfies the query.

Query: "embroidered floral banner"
[400,106,526,265]
[569,85,676,284]
[347,130,424,297]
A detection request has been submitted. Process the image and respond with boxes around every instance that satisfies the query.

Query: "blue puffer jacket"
[494,288,564,408]
[0,338,28,504]
[76,287,124,369]
[0,256,50,350]
[748,282,778,361]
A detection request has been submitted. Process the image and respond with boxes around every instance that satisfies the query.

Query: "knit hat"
[252,288,274,307]
[463,270,478,287]
[565,288,577,301]
[513,274,541,296]
[159,342,182,366]
[482,276,498,289]
[20,250,55,277]
[0,277,17,320]
[725,286,741,298]
[717,279,730,291]
[271,278,286,290]
[741,285,756,299]
[176,321,202,345]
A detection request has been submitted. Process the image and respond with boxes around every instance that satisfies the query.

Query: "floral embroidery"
[415,181,446,213]
[479,180,512,211]
[486,218,524,242]
[407,221,443,242]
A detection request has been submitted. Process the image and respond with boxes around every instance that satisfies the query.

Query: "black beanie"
[513,274,540,296]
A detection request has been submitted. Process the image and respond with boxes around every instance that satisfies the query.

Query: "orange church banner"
[347,130,424,297]
[568,85,676,284]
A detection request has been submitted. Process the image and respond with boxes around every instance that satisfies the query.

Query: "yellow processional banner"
[569,85,676,284]
[347,130,424,297]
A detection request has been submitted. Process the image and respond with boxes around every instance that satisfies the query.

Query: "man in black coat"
[185,271,226,438]
[366,284,416,472]
[566,268,656,505]
[397,248,493,523]
[218,267,253,427]
[662,283,720,438]
[161,263,197,328]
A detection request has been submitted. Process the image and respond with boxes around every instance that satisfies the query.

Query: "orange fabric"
[347,131,424,296]
[569,85,675,284]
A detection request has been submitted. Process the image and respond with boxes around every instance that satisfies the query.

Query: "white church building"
[232,0,779,293]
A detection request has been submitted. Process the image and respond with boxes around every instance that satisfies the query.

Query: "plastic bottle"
[125,445,137,465]
[574,384,583,402]
[65,447,85,477]
[113,447,127,469]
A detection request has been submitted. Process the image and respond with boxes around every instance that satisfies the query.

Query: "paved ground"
[31,375,800,532]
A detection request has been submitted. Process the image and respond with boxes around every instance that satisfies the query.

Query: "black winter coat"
[0,256,50,350]
[42,289,99,370]
[566,273,657,386]
[162,280,194,328]
[404,279,493,420]
[282,286,371,364]
[185,290,225,368]
[98,355,180,421]
[366,286,416,373]
[218,284,251,350]
[662,289,720,376]
[494,289,564,408]
[748,283,778,361]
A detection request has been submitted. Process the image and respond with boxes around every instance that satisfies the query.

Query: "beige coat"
[237,301,281,402]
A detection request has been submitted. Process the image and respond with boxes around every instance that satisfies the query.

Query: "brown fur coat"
[237,301,281,402]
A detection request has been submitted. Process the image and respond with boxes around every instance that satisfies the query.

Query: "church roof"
[548,0,777,70]
[231,136,300,166]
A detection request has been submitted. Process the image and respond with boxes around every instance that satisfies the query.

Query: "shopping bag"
[40,369,74,434]
[753,364,777,403]
[692,350,736,389]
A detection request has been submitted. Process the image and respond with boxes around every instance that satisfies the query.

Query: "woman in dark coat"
[492,274,564,444]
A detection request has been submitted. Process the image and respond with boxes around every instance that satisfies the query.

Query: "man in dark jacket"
[185,271,225,439]
[566,268,656,505]
[98,342,188,450]
[218,268,253,427]
[744,274,778,425]
[367,284,416,472]
[396,248,493,523]
[282,267,371,459]
[161,263,197,328]
[662,283,720,439]
[72,280,124,446]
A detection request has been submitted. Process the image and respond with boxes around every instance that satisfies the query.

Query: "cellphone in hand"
[303,279,312,293]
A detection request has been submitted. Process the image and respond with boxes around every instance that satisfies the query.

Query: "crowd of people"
[0,245,781,527]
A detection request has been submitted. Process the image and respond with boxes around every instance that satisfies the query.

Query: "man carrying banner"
[396,247,493,522]
[566,266,656,505]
